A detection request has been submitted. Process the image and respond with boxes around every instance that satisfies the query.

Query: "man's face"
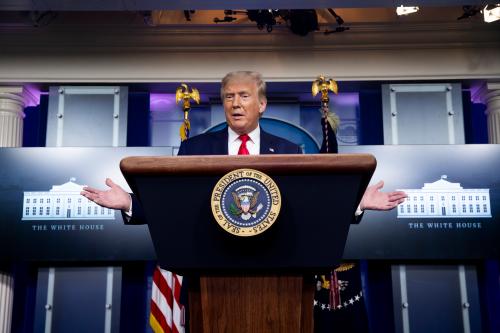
[222,78,266,135]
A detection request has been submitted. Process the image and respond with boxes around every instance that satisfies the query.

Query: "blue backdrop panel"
[0,145,499,261]
[0,147,163,261]
[341,144,500,259]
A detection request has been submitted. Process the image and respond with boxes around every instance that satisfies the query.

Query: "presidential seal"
[211,168,281,237]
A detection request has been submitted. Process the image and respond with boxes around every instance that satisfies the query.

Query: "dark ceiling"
[0,0,489,11]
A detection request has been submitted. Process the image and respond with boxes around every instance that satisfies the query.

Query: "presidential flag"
[314,111,369,333]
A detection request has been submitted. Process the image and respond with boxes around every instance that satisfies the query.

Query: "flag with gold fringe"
[313,76,368,332]
[314,263,369,333]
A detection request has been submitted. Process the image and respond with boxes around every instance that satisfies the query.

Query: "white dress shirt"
[227,125,260,155]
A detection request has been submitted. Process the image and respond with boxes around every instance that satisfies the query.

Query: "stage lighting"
[324,8,349,35]
[247,9,279,32]
[327,8,344,25]
[396,5,420,16]
[324,26,350,35]
[457,5,481,20]
[183,10,195,22]
[483,4,500,22]
[29,11,57,27]
[213,16,237,23]
[141,11,155,26]
[288,9,318,36]
[212,9,319,35]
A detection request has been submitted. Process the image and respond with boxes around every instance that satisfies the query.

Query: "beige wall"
[1,22,499,83]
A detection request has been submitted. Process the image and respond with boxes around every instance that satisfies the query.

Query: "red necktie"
[238,134,250,155]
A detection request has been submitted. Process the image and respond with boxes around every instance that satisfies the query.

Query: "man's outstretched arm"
[80,178,146,224]
[81,178,131,211]
[360,180,407,211]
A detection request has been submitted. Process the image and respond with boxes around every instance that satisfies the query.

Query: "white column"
[476,82,500,144]
[0,271,14,333]
[0,86,35,147]
[0,86,36,333]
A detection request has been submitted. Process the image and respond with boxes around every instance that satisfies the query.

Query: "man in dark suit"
[177,121,301,155]
[178,71,302,156]
[81,71,406,216]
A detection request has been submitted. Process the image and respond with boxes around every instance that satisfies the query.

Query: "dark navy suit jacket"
[127,126,301,224]
[177,126,302,155]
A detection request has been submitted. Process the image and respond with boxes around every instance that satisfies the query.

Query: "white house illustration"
[397,175,491,218]
[22,178,115,221]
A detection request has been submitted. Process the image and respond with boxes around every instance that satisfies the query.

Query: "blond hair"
[220,71,267,102]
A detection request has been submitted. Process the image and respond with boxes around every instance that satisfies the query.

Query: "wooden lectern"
[121,154,376,333]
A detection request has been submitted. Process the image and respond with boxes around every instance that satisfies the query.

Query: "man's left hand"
[360,180,407,211]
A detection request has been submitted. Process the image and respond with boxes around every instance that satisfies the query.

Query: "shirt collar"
[228,125,260,143]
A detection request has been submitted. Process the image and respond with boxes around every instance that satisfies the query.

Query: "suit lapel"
[260,129,276,155]
[211,127,229,155]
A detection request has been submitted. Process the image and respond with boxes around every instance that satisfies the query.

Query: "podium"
[121,154,376,332]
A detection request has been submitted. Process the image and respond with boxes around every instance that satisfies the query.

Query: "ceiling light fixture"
[183,10,195,22]
[247,9,280,32]
[286,9,318,36]
[141,11,155,26]
[324,8,349,35]
[457,5,481,20]
[396,5,419,16]
[213,9,320,35]
[483,4,500,22]
[29,11,57,27]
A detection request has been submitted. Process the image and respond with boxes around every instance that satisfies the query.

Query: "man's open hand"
[360,180,407,211]
[81,178,131,211]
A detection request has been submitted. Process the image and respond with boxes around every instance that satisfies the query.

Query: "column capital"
[0,86,39,108]
[476,82,500,143]
[472,81,500,107]
[0,85,34,147]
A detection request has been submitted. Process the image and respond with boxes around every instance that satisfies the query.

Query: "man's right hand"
[81,178,131,212]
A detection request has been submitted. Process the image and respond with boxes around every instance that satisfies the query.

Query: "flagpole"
[312,75,338,153]
[175,83,200,142]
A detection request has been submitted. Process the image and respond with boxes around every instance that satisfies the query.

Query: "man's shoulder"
[261,129,302,154]
[185,129,224,144]
[262,131,294,145]
[178,127,227,155]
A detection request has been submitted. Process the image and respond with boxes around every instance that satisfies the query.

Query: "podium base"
[189,274,314,333]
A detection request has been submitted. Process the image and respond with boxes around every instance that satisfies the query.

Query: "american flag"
[149,85,195,333]
[150,267,184,333]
